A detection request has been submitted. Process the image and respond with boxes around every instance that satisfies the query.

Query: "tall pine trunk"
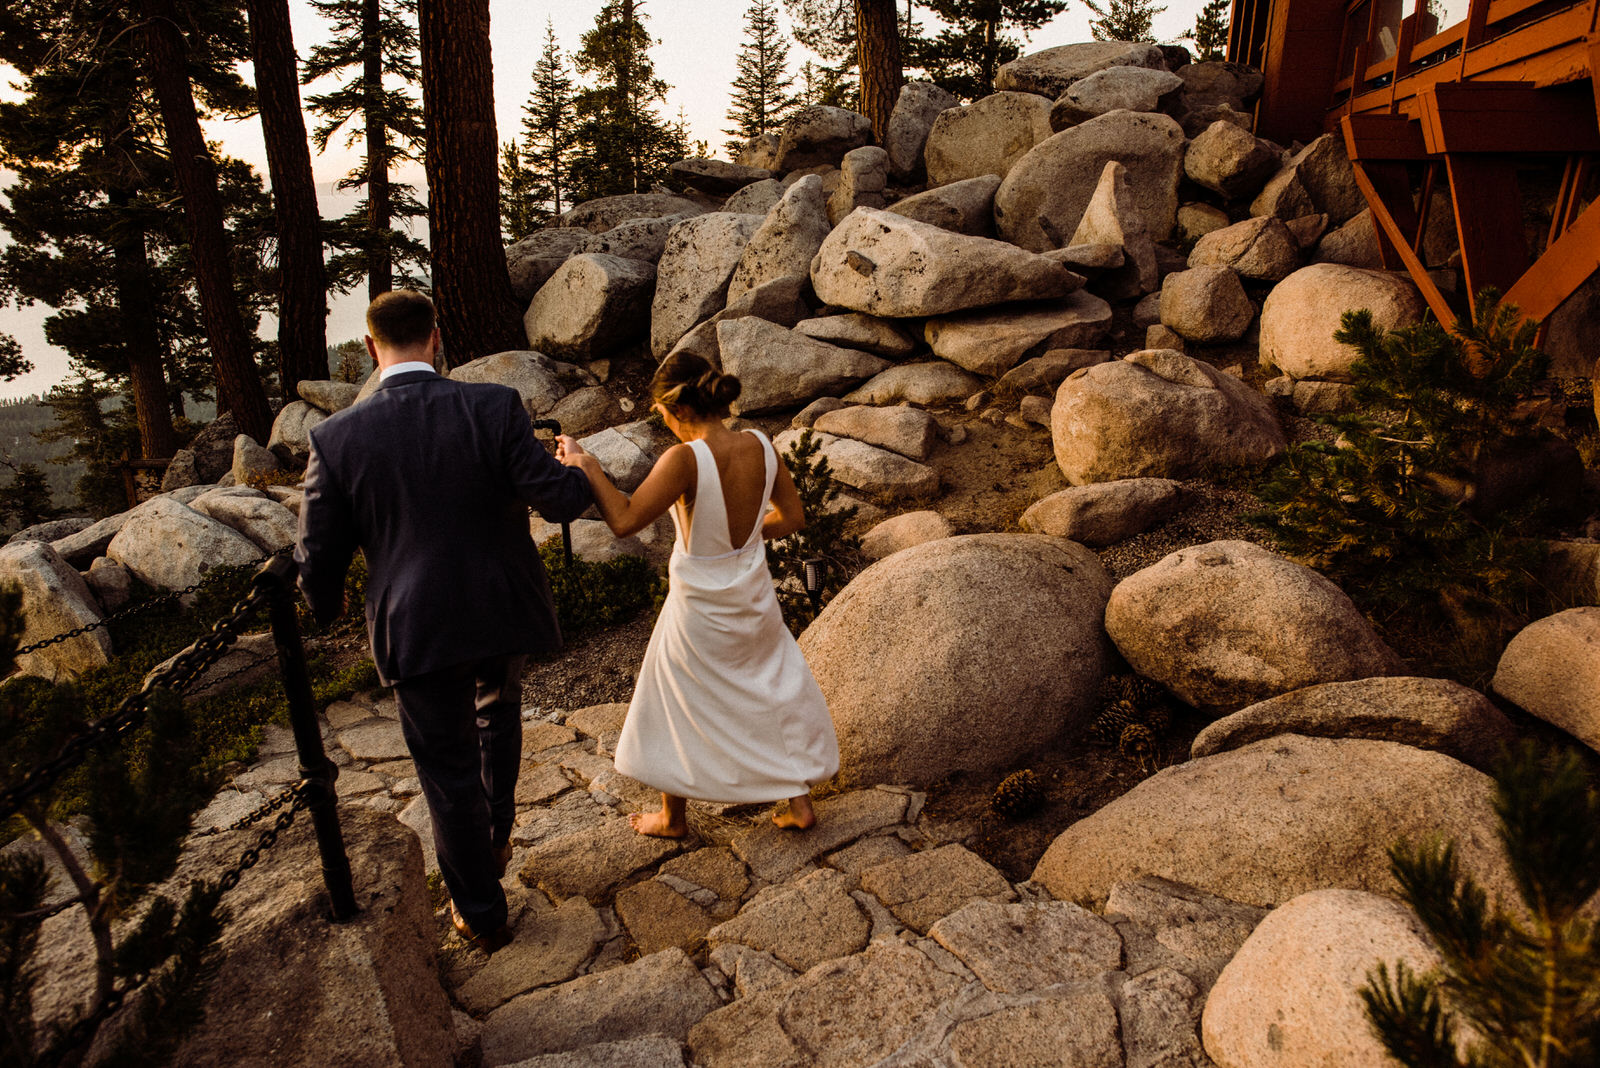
[246,0,329,400]
[107,193,179,460]
[138,0,274,444]
[855,0,902,141]
[418,0,523,367]
[363,0,393,302]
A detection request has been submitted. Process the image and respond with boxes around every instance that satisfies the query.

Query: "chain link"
[0,581,273,821]
[192,780,304,838]
[214,791,307,896]
[11,543,293,659]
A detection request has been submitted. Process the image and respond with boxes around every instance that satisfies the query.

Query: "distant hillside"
[0,395,80,515]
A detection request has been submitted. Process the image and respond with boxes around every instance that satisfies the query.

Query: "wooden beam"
[1503,196,1600,322]
[1342,113,1429,159]
[1446,154,1529,298]
[1419,82,1600,153]
[1349,157,1459,328]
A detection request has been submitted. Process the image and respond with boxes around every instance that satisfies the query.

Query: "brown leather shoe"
[450,901,514,954]
[493,841,514,879]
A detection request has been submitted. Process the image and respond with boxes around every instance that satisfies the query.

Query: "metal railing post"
[257,555,358,921]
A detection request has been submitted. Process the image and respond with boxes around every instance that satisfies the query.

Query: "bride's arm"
[556,435,695,538]
[762,459,806,540]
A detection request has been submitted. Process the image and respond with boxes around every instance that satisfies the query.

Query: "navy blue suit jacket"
[295,370,593,684]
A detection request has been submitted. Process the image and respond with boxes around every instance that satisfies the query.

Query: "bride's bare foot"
[772,793,816,830]
[631,794,688,838]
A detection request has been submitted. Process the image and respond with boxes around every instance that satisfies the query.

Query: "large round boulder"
[1157,266,1256,342]
[1050,351,1284,485]
[108,497,263,591]
[1192,676,1517,771]
[995,110,1186,250]
[994,41,1167,97]
[885,80,960,182]
[1187,216,1300,282]
[555,193,706,234]
[650,212,765,358]
[1201,890,1445,1067]
[1259,264,1425,379]
[1031,734,1512,908]
[1105,540,1402,713]
[1492,606,1600,755]
[0,540,111,679]
[506,227,590,304]
[774,105,873,171]
[449,350,578,417]
[524,253,656,359]
[798,534,1113,786]
[923,92,1053,186]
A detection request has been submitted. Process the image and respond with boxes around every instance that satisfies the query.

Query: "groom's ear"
[364,335,379,364]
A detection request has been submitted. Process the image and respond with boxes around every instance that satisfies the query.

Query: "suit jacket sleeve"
[295,436,358,626]
[500,392,594,523]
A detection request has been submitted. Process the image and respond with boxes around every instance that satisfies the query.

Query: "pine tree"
[768,430,862,633]
[499,139,544,241]
[1082,0,1167,42]
[301,0,430,299]
[0,336,29,383]
[568,0,682,203]
[0,0,275,457]
[1361,741,1600,1067]
[521,20,576,222]
[724,0,798,158]
[1187,0,1230,60]
[785,0,861,109]
[0,459,57,530]
[915,0,1067,102]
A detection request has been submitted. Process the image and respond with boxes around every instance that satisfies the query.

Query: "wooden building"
[1227,0,1599,331]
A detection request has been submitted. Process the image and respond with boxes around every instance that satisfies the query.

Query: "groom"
[296,289,593,951]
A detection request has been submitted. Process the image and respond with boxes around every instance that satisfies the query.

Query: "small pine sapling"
[1361,741,1600,1067]
[769,429,862,633]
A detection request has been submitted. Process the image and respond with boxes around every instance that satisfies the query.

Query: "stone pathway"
[202,690,1267,1067]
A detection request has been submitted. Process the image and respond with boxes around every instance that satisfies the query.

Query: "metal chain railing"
[11,543,293,660]
[0,583,274,821]
[10,554,357,1068]
[38,787,311,1066]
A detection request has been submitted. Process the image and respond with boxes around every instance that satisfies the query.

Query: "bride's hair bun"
[653,353,741,417]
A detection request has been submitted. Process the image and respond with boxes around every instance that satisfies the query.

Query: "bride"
[555,352,839,836]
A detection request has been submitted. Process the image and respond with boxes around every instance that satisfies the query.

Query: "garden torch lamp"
[803,557,826,613]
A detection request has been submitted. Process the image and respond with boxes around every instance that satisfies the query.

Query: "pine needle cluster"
[1361,742,1600,1066]
[1255,292,1553,626]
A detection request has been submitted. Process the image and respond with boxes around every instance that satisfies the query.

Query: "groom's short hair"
[367,289,436,350]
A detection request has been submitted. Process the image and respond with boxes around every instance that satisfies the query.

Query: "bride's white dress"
[614,429,839,802]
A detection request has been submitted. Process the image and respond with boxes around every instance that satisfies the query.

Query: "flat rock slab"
[456,896,608,1014]
[707,869,869,972]
[688,941,967,1068]
[772,429,939,501]
[516,763,573,806]
[1105,876,1268,989]
[615,878,719,956]
[659,847,750,905]
[481,948,719,1065]
[567,703,629,739]
[929,900,1123,993]
[324,699,376,731]
[859,843,1017,933]
[524,722,580,754]
[502,1035,688,1067]
[518,817,684,903]
[1192,675,1518,771]
[338,721,410,763]
[731,788,908,882]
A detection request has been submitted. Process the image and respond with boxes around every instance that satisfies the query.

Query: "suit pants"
[393,653,525,935]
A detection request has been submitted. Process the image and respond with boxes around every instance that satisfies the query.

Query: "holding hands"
[554,434,588,469]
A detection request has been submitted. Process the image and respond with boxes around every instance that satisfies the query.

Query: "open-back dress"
[614,429,839,802]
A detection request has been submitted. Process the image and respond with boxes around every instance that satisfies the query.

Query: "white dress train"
[614,429,839,802]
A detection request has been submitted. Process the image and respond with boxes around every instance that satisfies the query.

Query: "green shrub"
[768,428,864,633]
[1255,291,1554,650]
[538,540,666,641]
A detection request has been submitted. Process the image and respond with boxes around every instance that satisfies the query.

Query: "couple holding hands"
[296,290,839,951]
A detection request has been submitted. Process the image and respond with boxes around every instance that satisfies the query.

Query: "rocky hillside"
[7,37,1600,1068]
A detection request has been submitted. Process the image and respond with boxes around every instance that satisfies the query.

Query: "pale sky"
[0,0,1207,400]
